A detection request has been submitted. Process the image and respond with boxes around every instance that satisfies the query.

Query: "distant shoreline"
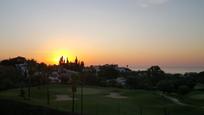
[131,66,204,74]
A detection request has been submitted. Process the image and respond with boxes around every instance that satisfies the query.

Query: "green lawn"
[180,91,204,107]
[0,84,204,115]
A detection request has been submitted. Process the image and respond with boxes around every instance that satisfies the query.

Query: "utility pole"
[20,71,27,100]
[80,76,84,115]
[46,85,50,105]
[46,73,50,105]
[28,73,31,100]
[72,91,75,112]
[25,69,31,100]
[72,80,77,113]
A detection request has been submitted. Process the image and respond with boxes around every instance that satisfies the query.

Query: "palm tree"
[27,59,37,100]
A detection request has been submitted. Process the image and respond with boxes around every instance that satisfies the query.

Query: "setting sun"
[1,1,204,115]
[50,49,75,65]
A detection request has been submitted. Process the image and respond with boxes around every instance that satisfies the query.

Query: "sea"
[131,66,204,74]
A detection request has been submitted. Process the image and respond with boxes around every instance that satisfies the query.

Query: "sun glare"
[51,49,74,65]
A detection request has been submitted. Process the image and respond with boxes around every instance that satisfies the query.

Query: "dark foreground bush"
[0,99,79,115]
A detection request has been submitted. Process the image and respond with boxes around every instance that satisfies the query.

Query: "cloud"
[137,0,170,8]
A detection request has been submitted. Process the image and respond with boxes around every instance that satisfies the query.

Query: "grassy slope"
[0,84,204,115]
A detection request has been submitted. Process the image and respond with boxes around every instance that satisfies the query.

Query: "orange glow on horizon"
[48,49,75,65]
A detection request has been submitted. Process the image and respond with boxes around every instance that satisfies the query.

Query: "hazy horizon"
[1,55,204,74]
[0,0,204,67]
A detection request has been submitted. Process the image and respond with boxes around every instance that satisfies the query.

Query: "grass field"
[0,84,204,115]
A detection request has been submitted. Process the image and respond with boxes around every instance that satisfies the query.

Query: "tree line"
[82,65,204,95]
[0,56,204,96]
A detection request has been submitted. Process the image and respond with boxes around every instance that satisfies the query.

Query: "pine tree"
[59,56,65,65]
[66,57,69,64]
[75,56,78,64]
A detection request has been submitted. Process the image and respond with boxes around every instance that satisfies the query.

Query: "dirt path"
[159,93,204,109]
[159,93,188,106]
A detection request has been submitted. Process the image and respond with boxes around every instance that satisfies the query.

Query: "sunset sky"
[0,0,204,68]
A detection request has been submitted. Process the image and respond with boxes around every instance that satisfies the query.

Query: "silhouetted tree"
[75,57,78,64]
[0,56,26,66]
[157,80,175,93]
[177,85,191,95]
[59,56,65,65]
[27,59,38,99]
[0,65,22,90]
[196,72,204,84]
[98,65,119,79]
[147,66,165,87]
[81,61,84,68]
[66,57,69,64]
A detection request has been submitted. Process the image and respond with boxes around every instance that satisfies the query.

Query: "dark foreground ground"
[1,85,204,115]
[0,99,79,115]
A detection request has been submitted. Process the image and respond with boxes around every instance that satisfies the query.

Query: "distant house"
[49,76,61,83]
[116,67,131,73]
[49,71,61,83]
[48,67,78,83]
[16,62,28,76]
[115,77,126,86]
[105,77,127,87]
[85,64,131,76]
